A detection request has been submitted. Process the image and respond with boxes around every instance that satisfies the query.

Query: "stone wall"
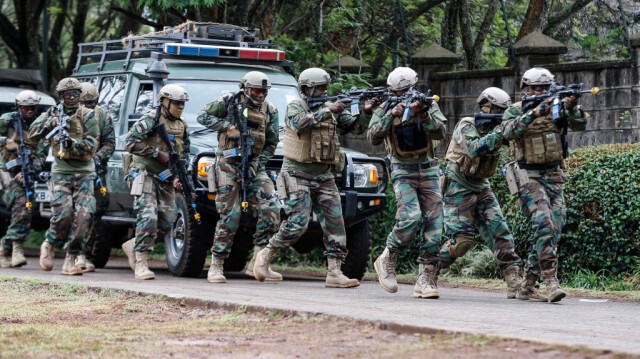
[340,35,640,159]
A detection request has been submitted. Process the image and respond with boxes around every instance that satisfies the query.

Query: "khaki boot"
[420,263,440,299]
[76,254,95,273]
[121,238,135,270]
[39,241,55,271]
[413,263,439,299]
[326,257,359,288]
[449,234,477,259]
[542,268,566,303]
[207,255,226,283]
[245,245,282,281]
[0,247,11,268]
[61,253,83,276]
[373,247,399,293]
[11,242,27,267]
[516,273,548,302]
[134,251,155,280]
[253,246,279,282]
[502,265,522,299]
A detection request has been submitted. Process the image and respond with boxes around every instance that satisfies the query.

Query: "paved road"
[2,257,639,355]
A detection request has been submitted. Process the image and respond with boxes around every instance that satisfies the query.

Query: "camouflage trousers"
[518,166,566,275]
[46,173,96,254]
[268,173,347,260]
[211,161,279,258]
[133,176,176,252]
[386,167,443,264]
[441,181,521,269]
[83,174,110,257]
[0,171,31,249]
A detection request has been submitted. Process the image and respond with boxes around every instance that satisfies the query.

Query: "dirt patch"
[0,278,634,359]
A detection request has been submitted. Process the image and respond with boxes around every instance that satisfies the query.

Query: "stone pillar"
[631,34,640,66]
[513,30,567,73]
[412,44,459,87]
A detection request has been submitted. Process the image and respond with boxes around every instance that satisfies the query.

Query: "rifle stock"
[226,95,255,212]
[12,113,35,211]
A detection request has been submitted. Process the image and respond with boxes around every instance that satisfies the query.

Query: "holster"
[503,161,530,195]
[207,160,217,194]
[129,170,147,196]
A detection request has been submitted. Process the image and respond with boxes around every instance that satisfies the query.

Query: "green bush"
[371,143,640,280]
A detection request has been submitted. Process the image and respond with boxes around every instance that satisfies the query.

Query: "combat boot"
[0,247,11,268]
[39,240,55,271]
[207,255,226,283]
[420,263,440,299]
[449,234,477,259]
[502,265,521,299]
[516,273,548,302]
[61,253,83,276]
[11,241,27,267]
[326,257,359,288]
[121,238,135,270]
[134,251,155,280]
[76,254,95,273]
[244,245,282,281]
[253,246,280,282]
[542,268,566,303]
[374,247,399,293]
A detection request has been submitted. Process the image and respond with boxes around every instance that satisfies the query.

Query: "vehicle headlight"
[345,164,378,188]
[197,156,215,181]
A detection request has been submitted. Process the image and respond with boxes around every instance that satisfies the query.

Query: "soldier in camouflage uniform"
[252,67,360,288]
[197,71,281,283]
[0,90,46,268]
[502,67,587,303]
[75,82,115,272]
[367,67,447,299]
[439,87,522,298]
[28,77,100,276]
[121,84,190,280]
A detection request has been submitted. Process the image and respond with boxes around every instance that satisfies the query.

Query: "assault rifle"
[305,86,388,115]
[521,82,599,158]
[93,156,108,195]
[156,121,201,223]
[6,113,36,211]
[382,87,440,126]
[225,93,257,212]
[45,103,73,157]
[473,113,503,126]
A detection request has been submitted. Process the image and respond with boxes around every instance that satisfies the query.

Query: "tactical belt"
[517,161,560,171]
[391,161,436,171]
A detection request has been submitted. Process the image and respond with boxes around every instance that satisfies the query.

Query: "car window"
[135,80,300,132]
[99,75,127,122]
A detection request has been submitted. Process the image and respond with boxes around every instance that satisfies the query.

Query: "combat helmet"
[477,87,511,109]
[15,90,41,107]
[79,82,99,102]
[240,71,271,89]
[297,68,330,92]
[387,67,418,91]
[520,67,554,89]
[158,84,189,102]
[55,77,82,94]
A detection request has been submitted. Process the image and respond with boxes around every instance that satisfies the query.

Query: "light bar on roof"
[163,43,286,61]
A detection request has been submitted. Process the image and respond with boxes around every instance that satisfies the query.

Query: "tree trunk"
[230,0,250,26]
[114,2,143,38]
[48,0,68,88]
[458,0,474,69]
[65,0,89,75]
[441,0,459,52]
[469,0,499,69]
[516,0,546,41]
[0,0,46,70]
[543,0,593,35]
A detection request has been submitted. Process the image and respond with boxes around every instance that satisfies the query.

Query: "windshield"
[168,80,300,132]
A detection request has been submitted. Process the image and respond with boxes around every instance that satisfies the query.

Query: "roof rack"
[73,22,288,73]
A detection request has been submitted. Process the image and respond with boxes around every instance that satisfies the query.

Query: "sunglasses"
[250,88,268,96]
[21,105,37,112]
[530,85,549,92]
[62,91,81,99]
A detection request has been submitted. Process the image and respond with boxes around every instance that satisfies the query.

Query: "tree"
[0,0,46,69]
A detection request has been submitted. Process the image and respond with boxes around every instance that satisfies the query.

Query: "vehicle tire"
[223,226,253,272]
[165,193,210,277]
[341,219,372,280]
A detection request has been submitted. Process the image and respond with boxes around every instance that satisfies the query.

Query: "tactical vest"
[508,102,563,164]
[145,109,187,155]
[1,114,22,164]
[282,98,340,165]
[384,112,433,158]
[51,106,97,161]
[218,97,267,157]
[445,117,500,179]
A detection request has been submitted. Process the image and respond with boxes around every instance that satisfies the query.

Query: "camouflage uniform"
[83,105,115,257]
[28,105,99,255]
[197,92,280,258]
[502,102,586,275]
[125,108,189,252]
[440,118,521,270]
[0,111,45,260]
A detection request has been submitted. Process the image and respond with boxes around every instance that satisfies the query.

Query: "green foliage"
[442,247,501,279]
[564,267,637,291]
[124,0,225,10]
